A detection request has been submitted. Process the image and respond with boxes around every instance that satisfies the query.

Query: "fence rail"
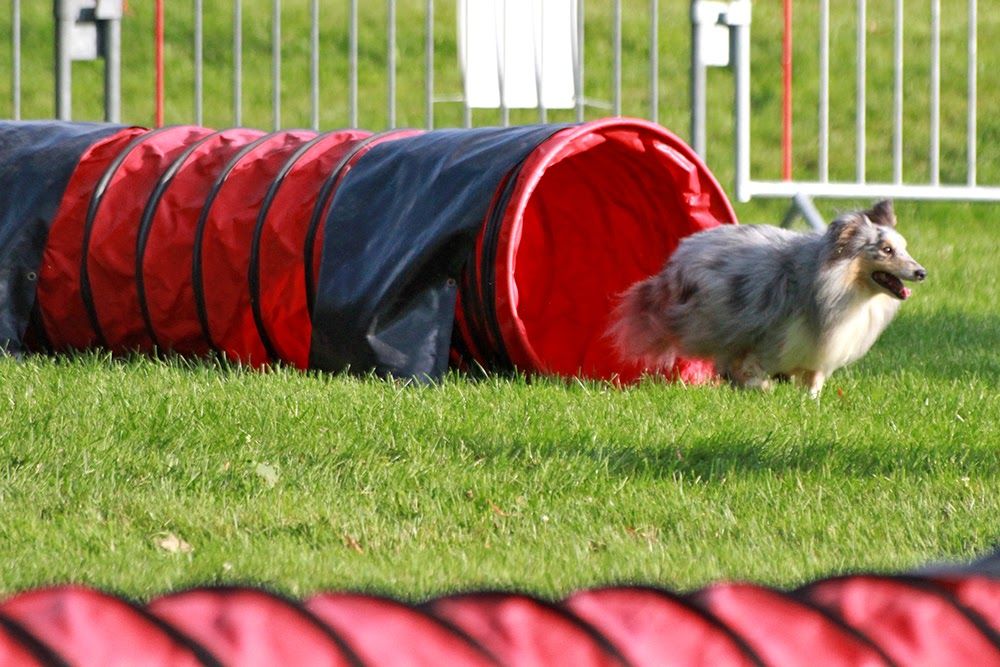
[4,1,1000,207]
[6,2,693,132]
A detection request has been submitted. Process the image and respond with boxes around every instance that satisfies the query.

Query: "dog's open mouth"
[872,271,911,300]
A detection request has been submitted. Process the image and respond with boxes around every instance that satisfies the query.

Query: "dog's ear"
[865,199,896,228]
[827,213,868,259]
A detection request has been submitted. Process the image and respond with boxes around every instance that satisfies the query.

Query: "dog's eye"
[881,246,894,255]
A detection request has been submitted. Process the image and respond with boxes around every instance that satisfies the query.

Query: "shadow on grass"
[864,310,1000,380]
[593,437,1000,480]
[476,434,1000,482]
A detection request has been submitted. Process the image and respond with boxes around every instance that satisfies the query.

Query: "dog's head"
[827,200,927,300]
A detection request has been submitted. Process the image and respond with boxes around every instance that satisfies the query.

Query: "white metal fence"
[727,0,1000,205]
[4,1,1000,207]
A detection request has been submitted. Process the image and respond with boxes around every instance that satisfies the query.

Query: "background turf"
[0,2,997,599]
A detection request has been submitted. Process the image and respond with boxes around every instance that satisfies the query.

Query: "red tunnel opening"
[483,118,737,384]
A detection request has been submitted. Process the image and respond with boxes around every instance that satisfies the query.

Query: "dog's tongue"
[901,286,912,300]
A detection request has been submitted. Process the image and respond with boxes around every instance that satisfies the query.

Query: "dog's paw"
[807,374,826,399]
[744,377,775,392]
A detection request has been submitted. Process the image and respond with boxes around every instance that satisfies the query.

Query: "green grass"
[2,200,998,600]
[1,4,999,599]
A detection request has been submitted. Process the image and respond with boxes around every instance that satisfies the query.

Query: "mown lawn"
[0,3,998,599]
[1,199,997,600]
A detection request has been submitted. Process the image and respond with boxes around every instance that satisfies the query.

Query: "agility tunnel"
[0,119,732,382]
[1,550,999,665]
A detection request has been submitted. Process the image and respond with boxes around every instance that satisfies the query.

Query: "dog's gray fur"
[610,200,926,396]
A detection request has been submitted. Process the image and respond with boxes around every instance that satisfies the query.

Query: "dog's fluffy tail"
[607,276,677,370]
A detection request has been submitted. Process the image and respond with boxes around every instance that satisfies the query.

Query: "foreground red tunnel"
[1,552,999,665]
[0,118,733,382]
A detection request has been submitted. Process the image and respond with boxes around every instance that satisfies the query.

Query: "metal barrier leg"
[781,193,826,231]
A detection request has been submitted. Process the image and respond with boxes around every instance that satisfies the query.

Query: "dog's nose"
[914,268,927,281]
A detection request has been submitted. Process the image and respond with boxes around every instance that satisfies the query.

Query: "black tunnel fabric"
[0,122,124,354]
[302,129,423,320]
[309,124,567,379]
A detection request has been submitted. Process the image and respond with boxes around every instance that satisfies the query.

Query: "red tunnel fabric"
[799,575,1000,666]
[194,130,316,365]
[484,118,734,383]
[84,125,217,353]
[140,128,267,355]
[926,574,1000,634]
[564,586,761,666]
[424,592,629,666]
[252,129,372,369]
[147,587,360,666]
[0,614,65,666]
[1,569,1000,665]
[0,586,215,666]
[690,582,892,667]
[306,592,498,666]
[37,126,148,351]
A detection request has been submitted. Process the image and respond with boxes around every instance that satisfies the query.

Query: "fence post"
[649,0,658,123]
[98,0,122,123]
[689,1,707,155]
[690,0,739,157]
[54,0,73,120]
[53,0,123,122]
[12,0,21,119]
[725,0,752,203]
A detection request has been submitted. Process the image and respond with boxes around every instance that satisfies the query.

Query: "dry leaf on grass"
[343,534,364,553]
[488,501,509,517]
[254,462,280,488]
[154,532,193,555]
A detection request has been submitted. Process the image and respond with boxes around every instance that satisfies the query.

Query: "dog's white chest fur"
[781,293,900,374]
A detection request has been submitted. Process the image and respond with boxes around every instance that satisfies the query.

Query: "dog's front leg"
[798,370,826,399]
